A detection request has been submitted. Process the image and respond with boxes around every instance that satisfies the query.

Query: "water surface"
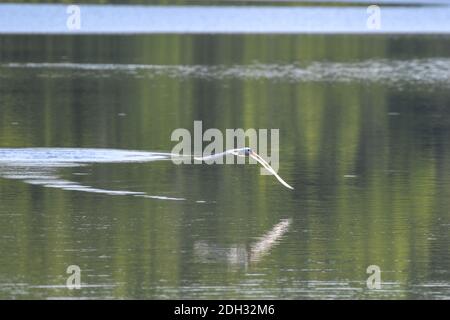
[0,24,449,299]
[2,2,450,34]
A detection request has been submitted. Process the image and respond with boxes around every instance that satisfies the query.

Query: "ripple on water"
[3,59,450,88]
[0,148,197,202]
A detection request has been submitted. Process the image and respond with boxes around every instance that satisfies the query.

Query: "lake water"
[2,2,450,33]
[0,3,449,300]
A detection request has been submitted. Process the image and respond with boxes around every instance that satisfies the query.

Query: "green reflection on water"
[0,34,449,299]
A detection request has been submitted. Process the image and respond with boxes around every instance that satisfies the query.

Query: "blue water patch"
[1,3,450,34]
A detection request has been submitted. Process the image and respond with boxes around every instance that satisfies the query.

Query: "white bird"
[194,147,294,190]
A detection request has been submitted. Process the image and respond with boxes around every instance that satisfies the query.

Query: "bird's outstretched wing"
[249,152,294,190]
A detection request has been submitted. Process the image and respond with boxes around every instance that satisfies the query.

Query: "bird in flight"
[194,147,294,190]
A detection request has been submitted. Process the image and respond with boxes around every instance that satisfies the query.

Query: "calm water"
[0,18,450,299]
[3,2,450,33]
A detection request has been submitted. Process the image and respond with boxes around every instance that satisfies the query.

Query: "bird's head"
[231,147,253,157]
[240,147,253,156]
[243,147,252,156]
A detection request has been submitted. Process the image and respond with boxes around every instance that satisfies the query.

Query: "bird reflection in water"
[193,218,291,269]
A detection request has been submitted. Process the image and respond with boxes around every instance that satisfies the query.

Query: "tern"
[193,147,294,190]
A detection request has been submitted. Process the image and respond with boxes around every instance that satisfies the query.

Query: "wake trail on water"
[0,148,191,202]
